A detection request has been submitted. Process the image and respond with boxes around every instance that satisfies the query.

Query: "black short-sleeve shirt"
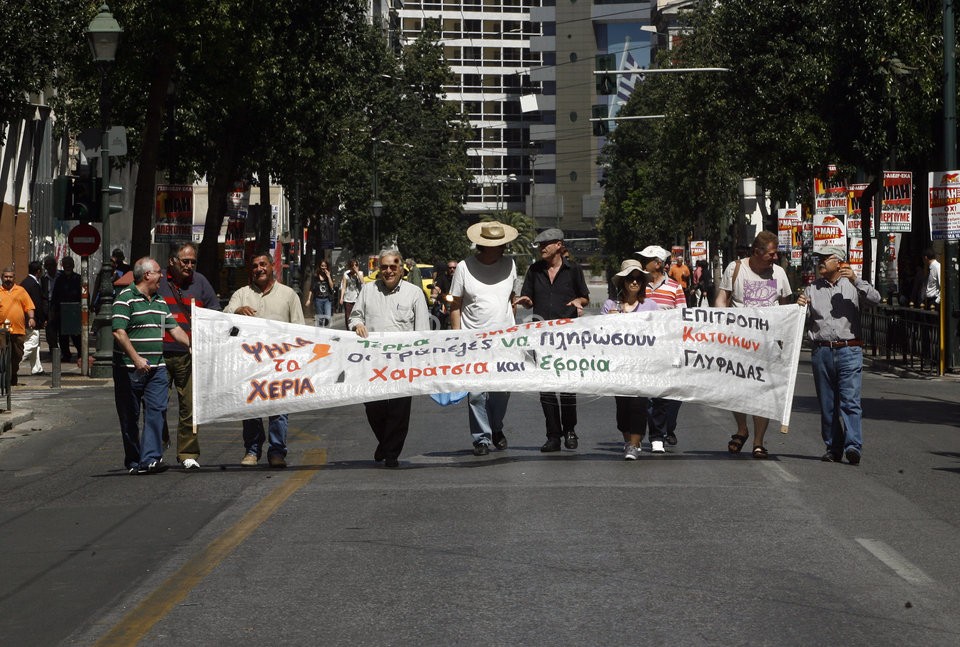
[520,258,590,320]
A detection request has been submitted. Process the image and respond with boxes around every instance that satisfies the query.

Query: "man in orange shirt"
[0,266,37,386]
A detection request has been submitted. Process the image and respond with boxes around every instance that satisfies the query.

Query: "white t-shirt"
[719,257,791,307]
[449,255,517,329]
[925,259,941,302]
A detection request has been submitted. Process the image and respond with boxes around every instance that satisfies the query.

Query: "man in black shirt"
[514,228,590,452]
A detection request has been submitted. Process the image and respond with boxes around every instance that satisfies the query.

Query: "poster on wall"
[928,170,960,240]
[878,171,912,233]
[154,185,193,243]
[224,180,251,267]
[847,183,874,238]
[777,207,802,254]
[813,213,846,252]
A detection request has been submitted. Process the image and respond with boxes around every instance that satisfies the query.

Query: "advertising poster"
[224,180,251,268]
[671,245,686,261]
[154,184,193,243]
[878,171,912,233]
[928,170,960,240]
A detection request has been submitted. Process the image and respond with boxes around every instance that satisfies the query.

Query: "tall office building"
[394,1,651,243]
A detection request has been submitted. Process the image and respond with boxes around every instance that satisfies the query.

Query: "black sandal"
[728,433,748,454]
[752,445,769,459]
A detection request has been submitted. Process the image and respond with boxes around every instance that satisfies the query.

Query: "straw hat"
[612,259,649,292]
[466,221,519,247]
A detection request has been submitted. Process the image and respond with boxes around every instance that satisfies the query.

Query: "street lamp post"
[86,4,122,379]
[370,200,383,254]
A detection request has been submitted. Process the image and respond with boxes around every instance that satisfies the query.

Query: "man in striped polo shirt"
[112,257,191,474]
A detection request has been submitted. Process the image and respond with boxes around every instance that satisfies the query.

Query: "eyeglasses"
[625,274,643,283]
[176,258,197,266]
[447,266,457,270]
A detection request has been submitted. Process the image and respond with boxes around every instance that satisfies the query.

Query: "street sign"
[68,223,101,256]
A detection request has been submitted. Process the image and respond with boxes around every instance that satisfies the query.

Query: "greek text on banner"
[192,306,806,426]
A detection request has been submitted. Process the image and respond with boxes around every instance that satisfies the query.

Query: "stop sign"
[68,223,101,257]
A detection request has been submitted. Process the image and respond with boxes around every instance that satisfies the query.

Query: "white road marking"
[855,538,933,585]
[760,461,799,483]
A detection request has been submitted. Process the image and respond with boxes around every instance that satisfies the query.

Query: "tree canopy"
[599,0,946,266]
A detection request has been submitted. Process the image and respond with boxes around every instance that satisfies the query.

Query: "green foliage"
[0,1,89,143]
[599,0,945,269]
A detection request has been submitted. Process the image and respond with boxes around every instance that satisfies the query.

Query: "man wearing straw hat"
[449,220,519,456]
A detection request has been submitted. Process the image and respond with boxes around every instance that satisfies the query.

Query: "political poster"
[878,171,912,233]
[813,166,847,217]
[777,207,802,254]
[155,185,193,243]
[928,170,960,240]
[193,306,806,427]
[690,241,708,265]
[224,180,251,267]
[847,183,873,238]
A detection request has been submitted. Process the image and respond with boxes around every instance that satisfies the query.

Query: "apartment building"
[389,1,650,243]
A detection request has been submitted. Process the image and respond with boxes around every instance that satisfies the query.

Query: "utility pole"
[944,0,958,373]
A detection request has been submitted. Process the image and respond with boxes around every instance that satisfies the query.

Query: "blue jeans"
[468,391,510,446]
[113,363,169,469]
[242,414,289,459]
[810,346,863,455]
[313,298,332,327]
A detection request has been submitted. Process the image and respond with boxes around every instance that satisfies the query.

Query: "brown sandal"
[752,445,769,459]
[727,433,748,454]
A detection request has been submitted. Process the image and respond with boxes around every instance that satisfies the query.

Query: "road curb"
[1,408,35,434]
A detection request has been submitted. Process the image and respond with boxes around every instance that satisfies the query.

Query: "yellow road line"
[95,448,327,647]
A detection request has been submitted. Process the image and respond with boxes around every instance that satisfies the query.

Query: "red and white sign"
[928,170,960,240]
[878,171,912,233]
[68,223,101,257]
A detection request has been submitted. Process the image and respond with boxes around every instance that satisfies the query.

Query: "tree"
[599,0,944,267]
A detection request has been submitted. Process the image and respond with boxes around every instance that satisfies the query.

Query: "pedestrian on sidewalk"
[112,257,190,474]
[348,249,430,468]
[225,252,305,468]
[310,259,335,327]
[339,258,364,324]
[449,221,519,456]
[514,228,590,453]
[715,231,793,459]
[19,260,45,375]
[1,266,36,386]
[51,256,82,363]
[157,242,220,470]
[796,245,880,465]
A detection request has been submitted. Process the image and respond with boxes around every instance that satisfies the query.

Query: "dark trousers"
[364,396,413,460]
[616,396,648,436]
[540,391,577,438]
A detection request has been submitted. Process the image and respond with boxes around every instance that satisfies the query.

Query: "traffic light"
[592,104,610,136]
[596,53,616,95]
[69,176,94,221]
[52,176,71,220]
[87,178,124,222]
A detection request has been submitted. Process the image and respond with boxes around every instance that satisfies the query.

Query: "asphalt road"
[1,348,959,646]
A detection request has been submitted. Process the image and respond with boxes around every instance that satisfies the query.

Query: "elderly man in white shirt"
[349,249,430,467]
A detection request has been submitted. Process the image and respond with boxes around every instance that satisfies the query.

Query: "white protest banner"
[193,306,806,427]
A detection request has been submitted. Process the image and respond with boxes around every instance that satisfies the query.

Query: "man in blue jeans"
[112,257,191,474]
[797,245,880,465]
[449,221,519,456]
[225,252,305,468]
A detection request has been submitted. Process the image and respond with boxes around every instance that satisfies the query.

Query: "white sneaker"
[624,445,641,461]
[651,440,665,453]
[182,458,200,470]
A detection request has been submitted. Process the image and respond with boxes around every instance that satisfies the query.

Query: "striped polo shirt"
[112,284,178,367]
[646,275,686,310]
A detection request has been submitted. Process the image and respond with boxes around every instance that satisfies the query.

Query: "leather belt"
[814,339,863,348]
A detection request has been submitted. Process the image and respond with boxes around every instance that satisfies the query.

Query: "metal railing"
[861,304,941,374]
